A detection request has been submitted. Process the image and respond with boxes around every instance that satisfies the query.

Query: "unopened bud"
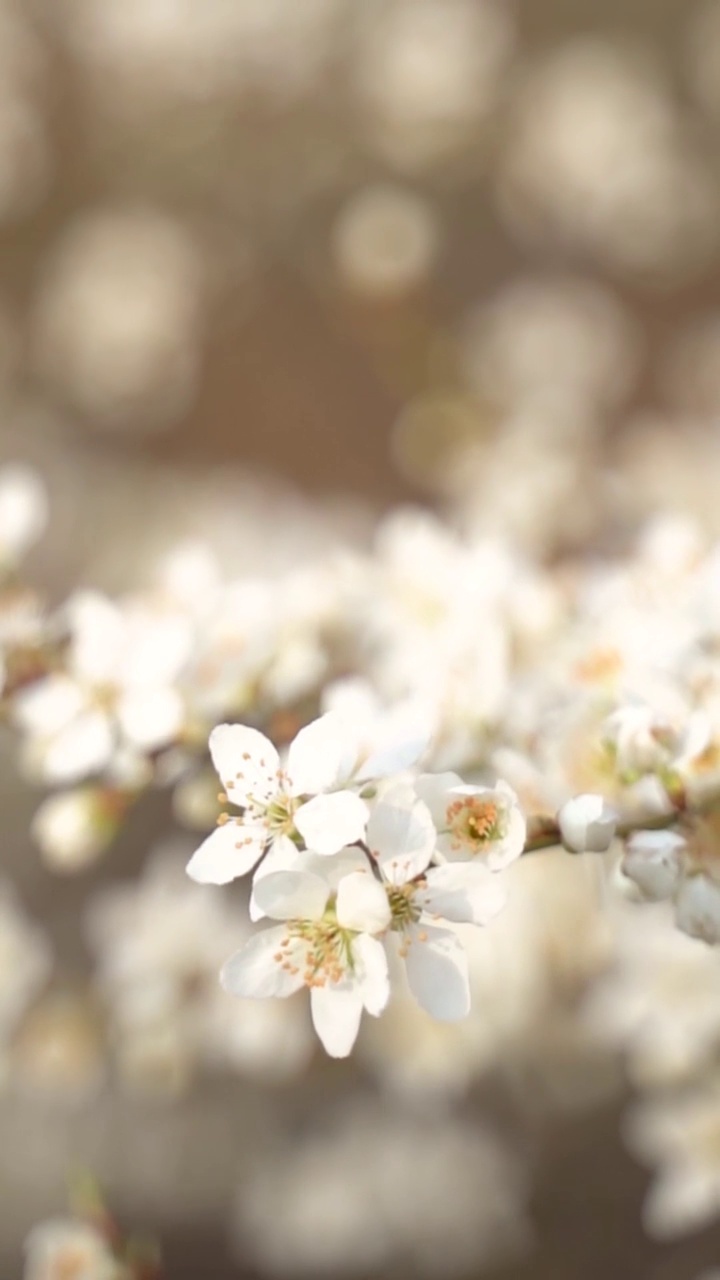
[558,793,618,853]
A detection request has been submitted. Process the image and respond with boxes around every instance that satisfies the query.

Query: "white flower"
[186,709,427,887]
[23,1217,117,1280]
[557,793,618,853]
[14,592,191,783]
[675,873,720,945]
[621,829,686,902]
[415,773,526,869]
[220,850,391,1058]
[366,789,507,1021]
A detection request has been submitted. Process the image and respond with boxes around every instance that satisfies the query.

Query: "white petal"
[120,611,193,687]
[355,722,431,781]
[423,863,507,925]
[286,712,358,794]
[414,772,464,826]
[221,926,305,999]
[310,983,364,1057]
[295,791,369,856]
[249,835,304,920]
[352,933,390,1015]
[117,687,184,751]
[186,821,265,885]
[336,871,391,933]
[367,794,435,883]
[14,675,85,736]
[209,724,279,802]
[42,710,114,782]
[253,869,329,922]
[403,925,470,1021]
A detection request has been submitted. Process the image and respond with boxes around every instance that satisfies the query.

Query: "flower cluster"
[188,712,524,1056]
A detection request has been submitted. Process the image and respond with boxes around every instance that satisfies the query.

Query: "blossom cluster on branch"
[1,463,720,1068]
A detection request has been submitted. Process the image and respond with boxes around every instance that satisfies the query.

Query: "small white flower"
[187,709,428,889]
[186,714,371,886]
[367,790,507,1022]
[415,773,526,869]
[621,829,686,902]
[14,592,191,783]
[557,793,618,853]
[220,851,391,1058]
[675,874,720,945]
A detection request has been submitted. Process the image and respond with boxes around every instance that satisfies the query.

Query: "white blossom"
[367,789,507,1021]
[14,592,192,783]
[416,773,526,869]
[186,710,427,887]
[220,850,390,1057]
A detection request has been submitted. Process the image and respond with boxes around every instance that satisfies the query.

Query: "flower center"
[91,682,118,712]
[387,882,422,931]
[261,794,301,835]
[275,910,355,988]
[446,796,503,852]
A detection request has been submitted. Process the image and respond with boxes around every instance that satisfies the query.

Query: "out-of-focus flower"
[621,830,686,902]
[14,591,192,784]
[461,274,642,416]
[675,871,720,945]
[63,0,344,105]
[497,38,718,280]
[32,209,204,432]
[331,185,439,297]
[234,1100,531,1276]
[626,1080,720,1239]
[558,793,618,854]
[352,0,514,169]
[31,787,130,873]
[23,1217,119,1280]
[583,903,720,1088]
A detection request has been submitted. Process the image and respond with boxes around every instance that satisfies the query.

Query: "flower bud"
[621,829,686,902]
[558,793,618,853]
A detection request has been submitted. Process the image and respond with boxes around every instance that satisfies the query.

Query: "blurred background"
[4,0,720,1276]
